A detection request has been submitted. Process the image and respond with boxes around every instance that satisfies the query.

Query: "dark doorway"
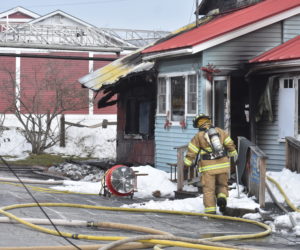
[214,79,227,129]
[230,76,250,143]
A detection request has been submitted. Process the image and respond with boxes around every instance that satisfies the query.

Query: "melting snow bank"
[123,181,259,213]
[0,128,31,160]
[122,196,204,212]
[52,180,102,194]
[266,168,300,207]
[227,183,259,210]
[131,165,179,199]
[273,212,300,236]
[262,169,300,236]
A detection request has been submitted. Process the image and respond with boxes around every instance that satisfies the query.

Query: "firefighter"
[184,114,238,214]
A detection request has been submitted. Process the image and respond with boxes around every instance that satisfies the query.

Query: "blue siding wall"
[203,22,282,68]
[256,14,300,171]
[202,22,285,171]
[155,56,202,172]
[256,84,285,171]
[155,116,198,172]
[283,14,300,42]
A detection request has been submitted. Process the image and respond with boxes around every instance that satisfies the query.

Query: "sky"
[1,0,197,31]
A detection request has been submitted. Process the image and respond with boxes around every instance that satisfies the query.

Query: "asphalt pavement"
[0,164,299,250]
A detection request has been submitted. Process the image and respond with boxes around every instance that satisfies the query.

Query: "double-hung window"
[278,77,300,140]
[157,73,198,123]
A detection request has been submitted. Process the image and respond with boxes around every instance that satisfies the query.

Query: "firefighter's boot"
[217,197,227,213]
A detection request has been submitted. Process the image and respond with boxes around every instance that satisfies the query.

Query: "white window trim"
[157,72,198,125]
[206,76,230,132]
[157,77,168,116]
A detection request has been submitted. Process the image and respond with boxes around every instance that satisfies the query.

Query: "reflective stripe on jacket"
[184,127,237,173]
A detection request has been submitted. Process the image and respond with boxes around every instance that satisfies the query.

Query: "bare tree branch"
[0,60,89,154]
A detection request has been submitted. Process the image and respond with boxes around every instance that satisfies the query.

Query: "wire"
[0,156,82,250]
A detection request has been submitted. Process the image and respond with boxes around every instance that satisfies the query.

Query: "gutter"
[142,48,193,61]
[246,59,300,77]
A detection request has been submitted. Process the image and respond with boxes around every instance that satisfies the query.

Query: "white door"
[278,79,296,139]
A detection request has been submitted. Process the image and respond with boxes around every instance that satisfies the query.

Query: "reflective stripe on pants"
[201,171,228,210]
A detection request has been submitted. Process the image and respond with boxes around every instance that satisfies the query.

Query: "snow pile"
[0,128,31,160]
[125,196,204,212]
[266,168,300,207]
[46,126,116,159]
[227,184,259,210]
[0,124,116,160]
[53,180,102,194]
[131,165,178,198]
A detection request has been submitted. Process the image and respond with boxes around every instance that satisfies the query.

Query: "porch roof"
[142,0,300,55]
[250,35,300,63]
[78,48,154,91]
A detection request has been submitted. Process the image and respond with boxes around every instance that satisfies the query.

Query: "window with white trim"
[278,77,299,139]
[157,78,166,114]
[171,76,185,121]
[187,75,197,114]
[157,74,198,122]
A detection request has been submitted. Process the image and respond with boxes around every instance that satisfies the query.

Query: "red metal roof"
[250,35,300,63]
[143,0,300,54]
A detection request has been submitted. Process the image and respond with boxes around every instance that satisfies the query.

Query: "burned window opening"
[125,98,155,139]
[123,79,156,139]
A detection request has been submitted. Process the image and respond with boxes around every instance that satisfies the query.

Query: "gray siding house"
[79,0,300,172]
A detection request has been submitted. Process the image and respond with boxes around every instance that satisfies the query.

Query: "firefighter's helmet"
[193,113,211,129]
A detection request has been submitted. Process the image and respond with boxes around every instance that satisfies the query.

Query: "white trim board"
[0,7,40,19]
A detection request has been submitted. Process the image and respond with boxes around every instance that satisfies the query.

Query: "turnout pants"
[200,167,229,213]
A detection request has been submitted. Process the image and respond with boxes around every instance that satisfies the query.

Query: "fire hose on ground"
[0,202,270,250]
[0,171,297,249]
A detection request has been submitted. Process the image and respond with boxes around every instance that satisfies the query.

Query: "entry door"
[213,77,229,130]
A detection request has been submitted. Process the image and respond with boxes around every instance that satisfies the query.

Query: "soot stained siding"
[256,83,285,171]
[116,78,156,165]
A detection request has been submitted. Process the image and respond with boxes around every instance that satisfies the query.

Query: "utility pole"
[196,0,199,27]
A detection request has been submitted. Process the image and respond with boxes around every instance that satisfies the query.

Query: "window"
[157,74,197,122]
[278,77,299,139]
[187,75,197,114]
[157,78,166,114]
[125,99,153,137]
[171,76,185,121]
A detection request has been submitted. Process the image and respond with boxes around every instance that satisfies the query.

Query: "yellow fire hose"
[0,202,270,250]
[0,173,299,249]
[266,175,300,213]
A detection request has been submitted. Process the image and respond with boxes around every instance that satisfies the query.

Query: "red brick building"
[0,7,137,121]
